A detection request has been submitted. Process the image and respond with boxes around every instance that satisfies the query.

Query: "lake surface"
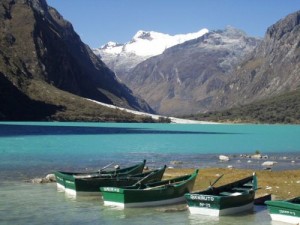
[0,122,300,224]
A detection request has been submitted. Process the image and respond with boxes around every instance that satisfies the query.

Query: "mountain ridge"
[0,0,154,121]
[121,27,261,115]
[93,29,209,79]
[94,10,300,118]
[210,10,300,111]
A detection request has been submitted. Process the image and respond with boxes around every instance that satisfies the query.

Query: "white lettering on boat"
[279,210,296,216]
[103,187,120,192]
[189,195,214,201]
[65,180,74,184]
[199,202,211,208]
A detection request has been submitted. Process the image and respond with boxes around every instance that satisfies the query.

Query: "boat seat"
[230,192,242,196]
[73,175,93,179]
[242,183,253,187]
[232,187,249,191]
[219,192,232,196]
[220,192,242,196]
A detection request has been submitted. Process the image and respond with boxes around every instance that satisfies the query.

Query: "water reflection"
[0,180,276,225]
[189,214,220,224]
[0,123,238,137]
[187,205,272,225]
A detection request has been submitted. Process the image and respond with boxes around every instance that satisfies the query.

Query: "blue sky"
[47,0,299,48]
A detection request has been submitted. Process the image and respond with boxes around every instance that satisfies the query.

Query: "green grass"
[165,168,300,200]
[24,80,158,122]
[185,89,300,124]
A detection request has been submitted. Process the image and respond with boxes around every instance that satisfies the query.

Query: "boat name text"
[279,210,296,216]
[198,203,211,208]
[103,187,120,192]
[189,195,214,201]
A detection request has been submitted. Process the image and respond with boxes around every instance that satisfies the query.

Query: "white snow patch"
[87,99,218,124]
[96,29,209,57]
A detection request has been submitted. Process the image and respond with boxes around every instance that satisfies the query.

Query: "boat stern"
[54,172,66,191]
[101,187,126,208]
[266,200,300,225]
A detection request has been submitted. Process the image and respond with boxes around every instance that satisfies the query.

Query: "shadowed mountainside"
[0,0,153,121]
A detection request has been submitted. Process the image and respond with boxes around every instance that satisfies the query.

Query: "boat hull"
[104,196,186,208]
[101,170,198,208]
[185,174,257,216]
[54,173,65,191]
[269,214,300,225]
[188,202,253,216]
[266,198,300,225]
[186,191,255,216]
[64,167,166,196]
[254,194,271,205]
[55,160,146,192]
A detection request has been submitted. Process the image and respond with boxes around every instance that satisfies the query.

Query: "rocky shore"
[32,167,300,200]
[164,167,300,200]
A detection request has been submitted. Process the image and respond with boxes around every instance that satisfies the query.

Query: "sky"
[46,0,299,48]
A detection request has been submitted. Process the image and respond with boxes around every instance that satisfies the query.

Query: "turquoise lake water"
[0,122,300,224]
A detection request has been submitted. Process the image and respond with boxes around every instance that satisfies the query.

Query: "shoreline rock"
[30,174,56,184]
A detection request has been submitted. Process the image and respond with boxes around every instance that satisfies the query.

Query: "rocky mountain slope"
[93,29,208,79]
[188,88,300,124]
[0,0,153,120]
[210,10,300,111]
[98,10,300,117]
[123,27,260,115]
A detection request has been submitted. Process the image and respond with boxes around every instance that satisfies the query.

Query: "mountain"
[0,0,153,121]
[93,29,209,79]
[121,27,260,115]
[187,88,300,124]
[208,10,300,111]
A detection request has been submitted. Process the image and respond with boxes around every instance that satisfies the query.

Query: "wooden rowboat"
[100,169,199,208]
[254,193,271,205]
[54,160,146,190]
[185,173,258,216]
[266,197,300,224]
[64,165,166,196]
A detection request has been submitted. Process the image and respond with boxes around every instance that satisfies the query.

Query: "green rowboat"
[185,173,257,216]
[64,165,166,196]
[266,197,300,224]
[54,160,146,191]
[100,169,198,208]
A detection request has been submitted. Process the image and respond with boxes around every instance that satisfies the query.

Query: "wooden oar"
[98,162,114,173]
[133,171,155,186]
[209,174,224,189]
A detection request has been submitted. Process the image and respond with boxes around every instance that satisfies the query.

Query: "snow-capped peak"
[132,30,169,41]
[97,28,209,57]
[98,41,123,55]
[101,41,119,49]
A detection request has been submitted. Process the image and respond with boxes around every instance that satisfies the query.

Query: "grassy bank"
[164,168,300,200]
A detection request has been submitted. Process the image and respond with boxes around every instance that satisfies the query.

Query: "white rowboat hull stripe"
[188,202,253,216]
[104,196,186,208]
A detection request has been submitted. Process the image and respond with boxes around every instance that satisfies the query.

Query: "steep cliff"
[0,0,153,120]
[216,10,300,109]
